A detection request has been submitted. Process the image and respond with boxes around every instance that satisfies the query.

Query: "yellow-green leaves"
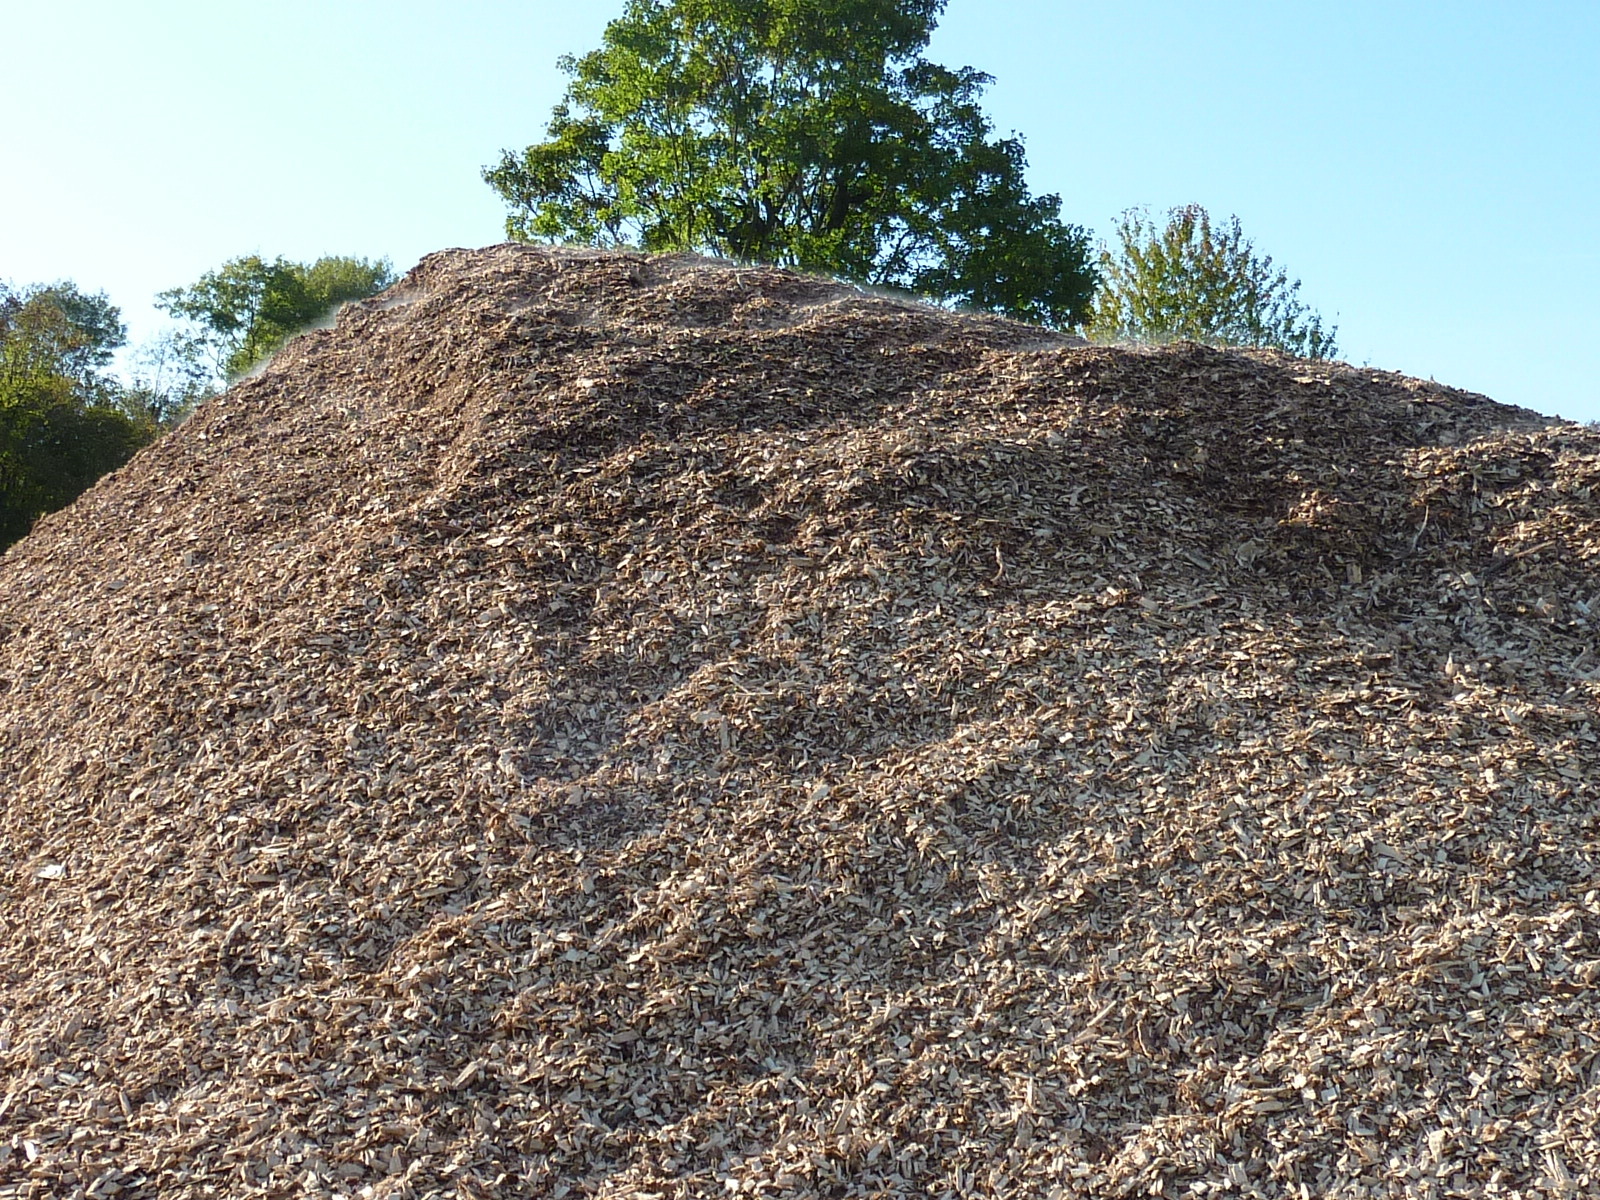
[1090,205,1337,359]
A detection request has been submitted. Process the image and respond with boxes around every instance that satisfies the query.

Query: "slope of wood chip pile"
[2,244,1598,1200]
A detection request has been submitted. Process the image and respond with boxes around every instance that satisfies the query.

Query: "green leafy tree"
[0,282,152,547]
[158,254,394,381]
[1090,205,1337,359]
[485,0,1096,328]
[1,283,124,399]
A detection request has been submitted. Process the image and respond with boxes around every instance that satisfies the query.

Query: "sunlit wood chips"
[1,245,1597,1199]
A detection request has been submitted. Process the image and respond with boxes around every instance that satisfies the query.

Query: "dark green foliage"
[0,282,153,548]
[485,0,1096,328]
[1090,205,1338,359]
[158,254,394,381]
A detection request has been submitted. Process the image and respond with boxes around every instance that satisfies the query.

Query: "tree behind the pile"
[158,254,394,382]
[0,282,152,548]
[485,0,1097,329]
[1090,205,1338,359]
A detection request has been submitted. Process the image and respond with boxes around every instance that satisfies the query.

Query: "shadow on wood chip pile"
[2,244,1599,1199]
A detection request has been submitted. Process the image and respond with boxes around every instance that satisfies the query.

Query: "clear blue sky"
[5,1,1596,421]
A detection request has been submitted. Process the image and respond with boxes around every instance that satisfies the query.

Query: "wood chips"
[1,244,1598,1198]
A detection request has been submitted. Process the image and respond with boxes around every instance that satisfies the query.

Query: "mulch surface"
[2,244,1598,1198]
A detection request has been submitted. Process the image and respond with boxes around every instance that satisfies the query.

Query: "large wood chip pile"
[1,244,1598,1199]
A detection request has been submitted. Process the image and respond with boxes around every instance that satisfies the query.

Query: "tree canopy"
[158,254,394,382]
[485,0,1096,328]
[0,282,153,548]
[1090,205,1338,359]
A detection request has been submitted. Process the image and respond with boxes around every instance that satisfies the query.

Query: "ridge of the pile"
[1,243,1598,1199]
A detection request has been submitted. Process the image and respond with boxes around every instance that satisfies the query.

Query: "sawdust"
[1,244,1598,1198]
